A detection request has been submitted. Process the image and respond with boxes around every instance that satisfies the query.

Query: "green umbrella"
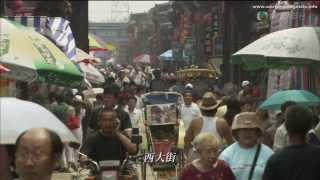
[259,90,320,110]
[231,27,320,70]
[0,18,83,87]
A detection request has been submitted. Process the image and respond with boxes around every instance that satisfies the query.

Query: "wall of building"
[89,23,129,64]
[127,3,173,66]
[70,0,89,52]
[128,12,153,62]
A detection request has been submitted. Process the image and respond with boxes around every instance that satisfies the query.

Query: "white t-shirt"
[273,123,289,152]
[134,71,146,86]
[135,95,143,109]
[127,108,143,128]
[219,142,274,180]
[181,102,201,131]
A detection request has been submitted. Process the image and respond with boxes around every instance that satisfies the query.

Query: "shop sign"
[212,8,220,36]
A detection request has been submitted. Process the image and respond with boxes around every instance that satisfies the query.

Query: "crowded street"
[1,1,320,180]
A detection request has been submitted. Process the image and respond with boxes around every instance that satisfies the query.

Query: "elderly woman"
[219,112,273,180]
[181,132,235,180]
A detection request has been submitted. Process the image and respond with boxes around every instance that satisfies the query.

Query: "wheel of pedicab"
[120,170,139,180]
[178,149,185,176]
[141,161,147,180]
[140,135,154,180]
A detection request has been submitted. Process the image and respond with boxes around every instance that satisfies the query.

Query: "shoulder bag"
[248,143,261,180]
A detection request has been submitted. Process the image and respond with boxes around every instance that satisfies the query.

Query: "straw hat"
[198,92,220,111]
[231,112,262,132]
[216,105,227,118]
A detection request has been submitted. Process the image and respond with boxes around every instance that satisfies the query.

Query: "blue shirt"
[219,142,273,180]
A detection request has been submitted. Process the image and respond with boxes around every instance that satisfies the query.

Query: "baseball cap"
[241,80,250,88]
[185,83,193,89]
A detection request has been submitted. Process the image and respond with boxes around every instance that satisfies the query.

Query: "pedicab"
[139,92,186,180]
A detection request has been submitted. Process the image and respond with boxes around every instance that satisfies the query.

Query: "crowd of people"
[1,63,320,180]
[180,82,320,180]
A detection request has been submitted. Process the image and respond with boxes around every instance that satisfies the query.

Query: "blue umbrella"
[259,90,320,110]
[159,49,188,61]
[159,49,173,61]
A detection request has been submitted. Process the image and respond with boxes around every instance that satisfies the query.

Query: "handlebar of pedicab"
[78,152,100,176]
[78,151,145,177]
[77,128,143,178]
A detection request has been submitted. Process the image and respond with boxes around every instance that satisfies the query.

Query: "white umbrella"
[133,54,155,64]
[0,97,79,145]
[76,48,105,84]
[77,62,105,84]
[231,26,320,70]
[76,48,101,64]
[82,88,104,99]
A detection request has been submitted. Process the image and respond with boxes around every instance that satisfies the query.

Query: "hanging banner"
[267,69,292,97]
[205,24,213,58]
[212,7,220,37]
[211,6,223,58]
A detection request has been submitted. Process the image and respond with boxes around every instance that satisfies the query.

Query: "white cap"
[71,89,78,95]
[74,95,83,102]
[241,80,250,88]
[275,110,281,115]
[185,83,193,89]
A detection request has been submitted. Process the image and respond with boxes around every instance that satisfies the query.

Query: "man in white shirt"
[127,96,143,128]
[181,90,202,131]
[133,66,146,86]
[134,85,145,110]
[273,101,297,152]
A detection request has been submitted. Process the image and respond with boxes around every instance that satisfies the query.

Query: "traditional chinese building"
[170,1,224,69]
[128,12,153,62]
[90,22,129,65]
[148,2,173,61]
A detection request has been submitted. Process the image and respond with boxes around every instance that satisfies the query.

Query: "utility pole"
[70,0,89,52]
[0,0,5,16]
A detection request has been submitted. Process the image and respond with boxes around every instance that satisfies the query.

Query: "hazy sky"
[89,1,168,22]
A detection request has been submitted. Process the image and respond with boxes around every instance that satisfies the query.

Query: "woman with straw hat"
[219,112,273,180]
